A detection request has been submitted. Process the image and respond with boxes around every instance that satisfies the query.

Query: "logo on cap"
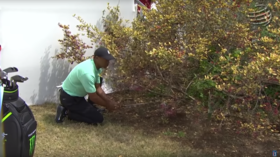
[108,50,110,54]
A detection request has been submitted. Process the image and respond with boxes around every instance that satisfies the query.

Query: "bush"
[54,0,280,136]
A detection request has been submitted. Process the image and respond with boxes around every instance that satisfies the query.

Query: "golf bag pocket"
[2,110,22,157]
[12,98,37,157]
[2,97,37,157]
[3,85,18,102]
[21,120,37,157]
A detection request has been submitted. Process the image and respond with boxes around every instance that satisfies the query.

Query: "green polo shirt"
[62,59,102,97]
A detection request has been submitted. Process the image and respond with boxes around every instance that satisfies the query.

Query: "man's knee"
[86,108,104,124]
[68,111,103,124]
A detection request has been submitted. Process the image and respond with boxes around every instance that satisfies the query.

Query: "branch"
[176,75,197,101]
[221,90,245,100]
[252,85,262,114]
[155,63,169,84]
[182,72,198,89]
[171,86,196,101]
[147,88,175,99]
[262,80,280,86]
[208,91,212,113]
[224,97,231,117]
[121,101,162,108]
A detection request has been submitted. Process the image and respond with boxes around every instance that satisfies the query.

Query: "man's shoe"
[55,105,67,123]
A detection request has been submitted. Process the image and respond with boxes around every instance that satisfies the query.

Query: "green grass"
[30,103,217,157]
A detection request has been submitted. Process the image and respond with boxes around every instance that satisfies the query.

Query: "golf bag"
[0,67,37,157]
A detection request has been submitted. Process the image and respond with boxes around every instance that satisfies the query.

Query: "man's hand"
[107,100,119,112]
[94,83,121,112]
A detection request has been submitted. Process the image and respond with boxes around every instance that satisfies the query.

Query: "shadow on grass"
[104,103,280,157]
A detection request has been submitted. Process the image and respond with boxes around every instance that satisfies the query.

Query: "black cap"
[94,47,115,60]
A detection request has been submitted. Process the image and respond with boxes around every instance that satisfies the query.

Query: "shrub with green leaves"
[54,0,280,136]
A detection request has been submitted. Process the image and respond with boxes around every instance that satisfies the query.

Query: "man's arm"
[95,83,118,111]
[88,92,112,109]
[80,73,114,110]
[95,83,112,104]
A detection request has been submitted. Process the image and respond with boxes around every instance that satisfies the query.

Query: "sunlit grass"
[30,103,215,157]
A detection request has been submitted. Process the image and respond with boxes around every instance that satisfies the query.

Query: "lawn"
[30,103,208,157]
[30,93,280,157]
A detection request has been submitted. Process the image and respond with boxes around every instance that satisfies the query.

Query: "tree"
[54,0,280,136]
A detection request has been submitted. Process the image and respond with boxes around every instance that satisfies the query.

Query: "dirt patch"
[106,92,280,157]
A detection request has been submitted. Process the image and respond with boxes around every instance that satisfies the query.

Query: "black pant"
[60,89,103,124]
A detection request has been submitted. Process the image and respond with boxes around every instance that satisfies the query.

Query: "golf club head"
[0,69,7,78]
[1,79,10,87]
[3,67,18,73]
[10,75,28,83]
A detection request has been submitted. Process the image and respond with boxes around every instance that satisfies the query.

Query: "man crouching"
[55,47,118,125]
